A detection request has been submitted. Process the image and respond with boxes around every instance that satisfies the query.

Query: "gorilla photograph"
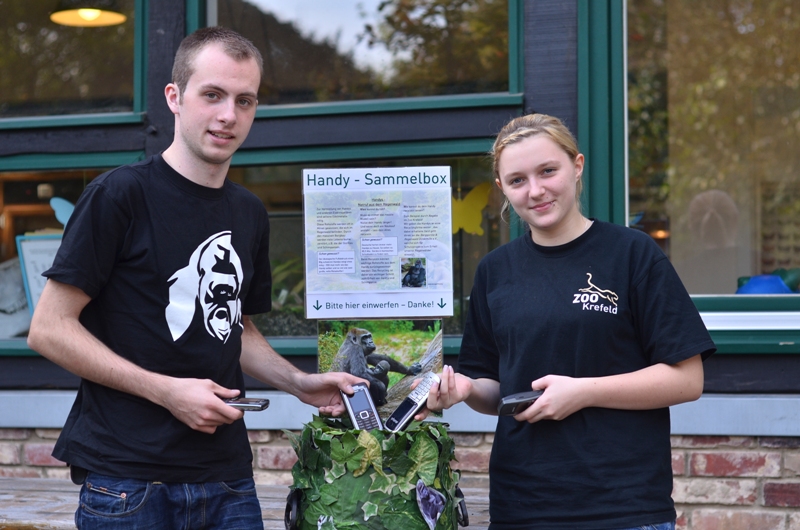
[400,257,427,288]
[317,319,443,416]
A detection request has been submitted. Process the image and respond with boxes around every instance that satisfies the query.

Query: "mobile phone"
[497,390,543,416]
[341,382,383,430]
[384,372,440,433]
[224,397,270,411]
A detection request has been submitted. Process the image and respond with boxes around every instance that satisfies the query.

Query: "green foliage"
[363,0,509,97]
[285,416,460,530]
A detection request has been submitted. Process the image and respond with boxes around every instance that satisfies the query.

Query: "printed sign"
[303,167,453,319]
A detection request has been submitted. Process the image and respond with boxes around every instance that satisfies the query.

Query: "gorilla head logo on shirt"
[166,231,244,343]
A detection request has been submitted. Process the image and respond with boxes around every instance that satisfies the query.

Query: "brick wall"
[4,429,800,529]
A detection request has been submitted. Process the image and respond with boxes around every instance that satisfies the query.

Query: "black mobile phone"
[224,397,270,411]
[497,390,543,416]
[384,372,440,433]
[341,382,383,430]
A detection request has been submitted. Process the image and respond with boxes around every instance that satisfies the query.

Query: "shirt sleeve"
[630,253,717,366]
[242,206,273,316]
[44,177,130,299]
[457,261,501,381]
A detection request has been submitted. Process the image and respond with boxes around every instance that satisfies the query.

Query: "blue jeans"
[615,523,675,530]
[75,472,263,530]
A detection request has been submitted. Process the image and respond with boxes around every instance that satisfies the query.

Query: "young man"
[27,27,362,529]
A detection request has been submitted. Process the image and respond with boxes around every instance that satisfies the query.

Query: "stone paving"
[0,478,490,529]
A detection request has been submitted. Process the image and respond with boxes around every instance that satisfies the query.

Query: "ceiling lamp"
[50,0,127,27]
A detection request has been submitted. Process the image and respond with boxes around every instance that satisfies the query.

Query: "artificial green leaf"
[319,483,339,506]
[408,433,439,485]
[330,437,348,462]
[386,453,415,477]
[369,470,397,495]
[381,500,430,530]
[361,501,379,521]
[395,474,418,496]
[284,429,301,455]
[354,430,383,478]
[325,460,347,483]
[328,473,372,522]
[291,465,311,489]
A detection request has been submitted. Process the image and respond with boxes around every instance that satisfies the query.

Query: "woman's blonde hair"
[491,113,583,219]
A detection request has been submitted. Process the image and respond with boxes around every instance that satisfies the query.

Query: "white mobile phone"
[341,382,383,430]
[384,372,440,433]
[224,397,270,411]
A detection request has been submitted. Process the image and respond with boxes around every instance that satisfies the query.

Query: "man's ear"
[164,83,181,115]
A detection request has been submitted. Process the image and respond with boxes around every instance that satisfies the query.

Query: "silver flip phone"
[224,397,270,411]
[341,382,383,430]
[384,372,440,433]
[497,390,543,415]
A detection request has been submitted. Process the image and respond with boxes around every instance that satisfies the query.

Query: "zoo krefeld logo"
[573,273,619,315]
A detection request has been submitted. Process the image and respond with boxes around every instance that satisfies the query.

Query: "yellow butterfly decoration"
[452,182,493,235]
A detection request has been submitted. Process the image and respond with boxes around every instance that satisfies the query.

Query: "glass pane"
[0,169,105,339]
[0,1,135,118]
[227,156,506,337]
[212,0,509,104]
[628,0,800,294]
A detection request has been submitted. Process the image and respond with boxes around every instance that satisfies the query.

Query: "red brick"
[672,452,686,476]
[0,467,42,478]
[449,433,484,448]
[0,429,32,440]
[690,452,781,477]
[23,444,65,467]
[247,430,273,443]
[764,482,800,507]
[256,446,298,470]
[0,443,21,465]
[692,509,784,530]
[453,448,490,473]
[673,477,757,505]
[671,436,752,449]
[675,508,687,530]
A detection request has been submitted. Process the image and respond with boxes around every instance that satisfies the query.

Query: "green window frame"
[0,0,148,131]
[578,0,800,354]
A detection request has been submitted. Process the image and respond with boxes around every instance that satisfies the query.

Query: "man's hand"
[291,372,367,416]
[157,378,244,434]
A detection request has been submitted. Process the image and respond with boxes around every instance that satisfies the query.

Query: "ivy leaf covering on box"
[285,415,460,530]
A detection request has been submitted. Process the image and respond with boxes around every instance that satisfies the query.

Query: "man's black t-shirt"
[458,220,715,529]
[45,155,272,482]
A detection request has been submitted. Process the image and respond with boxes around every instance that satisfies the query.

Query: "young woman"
[428,114,715,529]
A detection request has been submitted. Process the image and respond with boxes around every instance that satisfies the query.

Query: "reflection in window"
[227,156,506,337]
[0,1,135,118]
[0,169,104,339]
[628,0,800,294]
[210,0,509,104]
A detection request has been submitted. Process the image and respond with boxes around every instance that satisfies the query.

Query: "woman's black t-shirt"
[459,220,715,529]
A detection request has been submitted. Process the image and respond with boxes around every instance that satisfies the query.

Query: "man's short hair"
[172,26,264,98]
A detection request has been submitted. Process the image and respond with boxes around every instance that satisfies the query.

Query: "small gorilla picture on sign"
[317,319,443,417]
[400,257,426,288]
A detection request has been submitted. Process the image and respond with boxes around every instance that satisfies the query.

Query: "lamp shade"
[50,0,127,27]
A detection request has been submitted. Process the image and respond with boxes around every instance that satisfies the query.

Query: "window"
[0,0,136,119]
[227,155,507,337]
[0,168,106,339]
[209,0,509,105]
[627,0,800,295]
